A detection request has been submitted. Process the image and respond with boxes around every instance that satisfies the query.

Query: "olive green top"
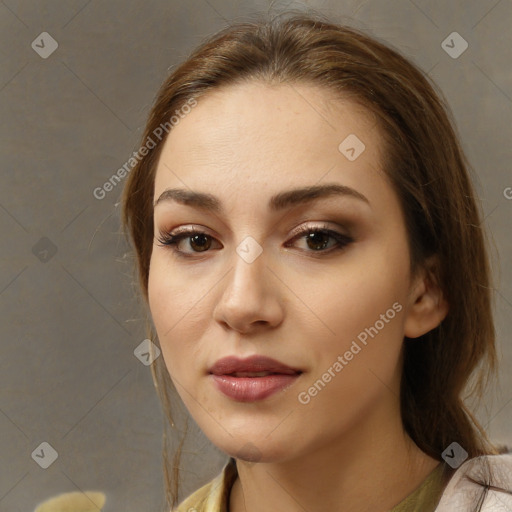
[392,461,450,511]
[174,458,451,512]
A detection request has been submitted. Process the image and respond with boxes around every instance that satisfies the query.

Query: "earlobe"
[403,257,449,339]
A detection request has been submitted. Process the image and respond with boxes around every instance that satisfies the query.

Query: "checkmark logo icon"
[31,32,58,59]
[441,32,468,59]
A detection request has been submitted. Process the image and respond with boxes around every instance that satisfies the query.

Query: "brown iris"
[189,233,212,252]
[305,232,330,251]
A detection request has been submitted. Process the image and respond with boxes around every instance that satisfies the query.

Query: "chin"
[210,430,300,465]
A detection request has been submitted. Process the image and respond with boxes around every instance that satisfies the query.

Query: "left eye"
[288,227,351,252]
[156,225,353,257]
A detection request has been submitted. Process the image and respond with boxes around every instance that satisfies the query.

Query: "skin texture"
[148,81,449,512]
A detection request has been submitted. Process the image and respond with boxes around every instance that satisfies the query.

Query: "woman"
[121,10,512,512]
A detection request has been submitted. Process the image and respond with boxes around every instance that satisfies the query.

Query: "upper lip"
[209,355,302,376]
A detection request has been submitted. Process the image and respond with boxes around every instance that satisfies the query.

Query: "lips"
[208,355,302,376]
[208,355,302,402]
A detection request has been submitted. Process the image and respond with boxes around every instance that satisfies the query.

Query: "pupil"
[191,234,210,252]
[307,232,328,251]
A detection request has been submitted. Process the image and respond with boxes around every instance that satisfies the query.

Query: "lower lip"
[211,374,300,402]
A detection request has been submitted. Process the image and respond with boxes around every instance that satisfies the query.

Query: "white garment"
[435,454,512,511]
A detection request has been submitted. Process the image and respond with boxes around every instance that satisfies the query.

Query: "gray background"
[0,1,511,511]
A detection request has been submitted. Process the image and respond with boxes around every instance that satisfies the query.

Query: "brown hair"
[121,9,501,509]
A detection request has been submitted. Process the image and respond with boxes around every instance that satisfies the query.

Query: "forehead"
[154,81,385,202]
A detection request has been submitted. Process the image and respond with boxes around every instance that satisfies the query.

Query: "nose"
[212,244,284,334]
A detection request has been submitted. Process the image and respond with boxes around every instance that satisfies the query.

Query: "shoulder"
[172,480,213,512]
[172,458,238,512]
[435,451,512,511]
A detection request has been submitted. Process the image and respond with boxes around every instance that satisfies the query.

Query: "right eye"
[156,227,221,257]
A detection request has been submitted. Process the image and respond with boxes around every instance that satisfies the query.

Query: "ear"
[404,256,449,339]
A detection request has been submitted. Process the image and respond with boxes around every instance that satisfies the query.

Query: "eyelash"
[156,224,354,259]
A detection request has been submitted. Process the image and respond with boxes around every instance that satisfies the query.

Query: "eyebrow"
[153,183,370,213]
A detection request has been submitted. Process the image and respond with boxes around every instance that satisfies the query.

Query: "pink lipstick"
[209,355,302,402]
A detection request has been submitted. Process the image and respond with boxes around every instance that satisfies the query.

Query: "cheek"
[296,272,407,427]
[148,258,185,373]
[315,282,405,382]
[304,245,410,396]
[315,251,408,338]
[147,256,211,375]
[148,255,196,329]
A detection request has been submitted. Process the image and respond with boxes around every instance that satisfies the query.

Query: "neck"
[229,396,439,512]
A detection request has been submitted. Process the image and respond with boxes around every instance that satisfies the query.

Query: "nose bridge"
[213,234,283,331]
[227,234,267,300]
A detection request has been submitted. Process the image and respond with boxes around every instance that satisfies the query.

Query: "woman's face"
[148,81,423,463]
